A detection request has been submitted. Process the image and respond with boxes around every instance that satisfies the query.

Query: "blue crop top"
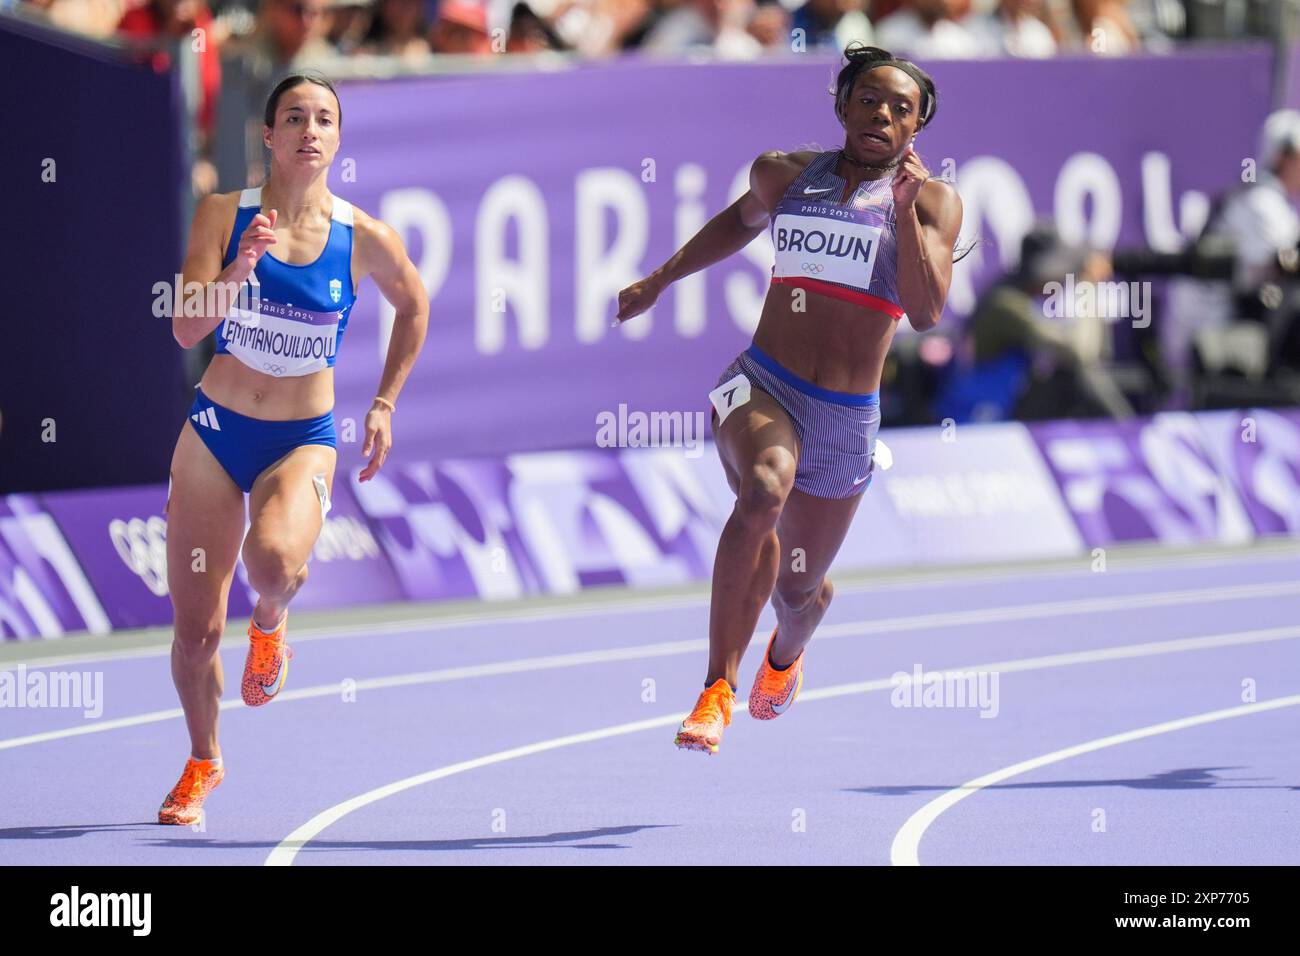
[215,187,357,378]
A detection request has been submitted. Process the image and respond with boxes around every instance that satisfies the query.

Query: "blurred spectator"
[214,0,334,189]
[1124,0,1183,49]
[788,0,873,51]
[1070,0,1139,53]
[640,0,764,58]
[118,0,223,194]
[748,0,790,49]
[360,0,429,58]
[22,0,126,35]
[1166,110,1300,385]
[505,1,567,51]
[873,0,986,58]
[429,0,493,53]
[1213,110,1300,296]
[533,0,654,55]
[225,0,334,64]
[937,224,1134,421]
[867,0,905,22]
[968,0,1056,56]
[326,0,373,53]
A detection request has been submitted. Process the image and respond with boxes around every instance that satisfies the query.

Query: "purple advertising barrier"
[345,423,1078,604]
[233,475,406,612]
[322,48,1273,466]
[347,458,542,603]
[1196,408,1300,536]
[844,422,1084,566]
[38,479,402,633]
[504,446,732,592]
[0,496,110,639]
[345,444,735,603]
[25,410,1300,640]
[1030,414,1255,548]
[38,485,204,632]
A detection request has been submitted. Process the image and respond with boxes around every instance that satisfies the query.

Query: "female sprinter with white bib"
[159,72,428,822]
[616,44,963,754]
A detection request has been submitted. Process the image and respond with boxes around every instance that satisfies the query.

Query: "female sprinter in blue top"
[159,72,429,822]
[616,44,964,754]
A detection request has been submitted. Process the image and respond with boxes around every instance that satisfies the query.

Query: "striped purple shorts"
[710,343,882,499]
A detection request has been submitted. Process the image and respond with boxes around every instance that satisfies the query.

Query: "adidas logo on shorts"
[190,407,221,431]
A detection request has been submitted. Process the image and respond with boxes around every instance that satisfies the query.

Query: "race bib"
[312,473,332,522]
[222,299,341,378]
[708,373,752,426]
[772,212,882,290]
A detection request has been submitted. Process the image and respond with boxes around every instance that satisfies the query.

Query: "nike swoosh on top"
[261,655,286,695]
[770,677,798,714]
[803,186,835,194]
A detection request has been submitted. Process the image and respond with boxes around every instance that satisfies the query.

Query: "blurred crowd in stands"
[4,0,1284,68]
[5,0,1298,422]
[905,109,1300,425]
[4,0,1283,201]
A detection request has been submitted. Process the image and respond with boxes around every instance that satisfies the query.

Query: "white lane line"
[889,694,1300,867]
[6,582,1300,754]
[0,640,698,753]
[0,707,190,752]
[10,564,1300,676]
[10,546,1300,671]
[263,624,1300,866]
[812,579,1300,640]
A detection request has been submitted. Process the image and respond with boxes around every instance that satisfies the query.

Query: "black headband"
[842,59,934,127]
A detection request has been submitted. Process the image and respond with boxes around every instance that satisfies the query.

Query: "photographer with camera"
[1161,109,1300,405]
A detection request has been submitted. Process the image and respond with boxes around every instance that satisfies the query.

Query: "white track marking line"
[10,561,1300,671]
[0,707,190,752]
[0,643,696,752]
[6,585,1300,753]
[812,579,1300,640]
[889,694,1300,867]
[7,547,1298,671]
[263,625,1300,866]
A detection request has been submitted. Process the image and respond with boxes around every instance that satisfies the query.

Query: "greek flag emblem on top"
[329,279,342,304]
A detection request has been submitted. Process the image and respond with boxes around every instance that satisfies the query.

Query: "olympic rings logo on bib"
[262,362,287,376]
[801,262,826,274]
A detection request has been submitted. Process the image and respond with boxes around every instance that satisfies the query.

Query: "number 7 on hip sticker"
[708,373,752,426]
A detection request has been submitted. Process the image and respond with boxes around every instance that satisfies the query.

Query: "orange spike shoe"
[748,629,804,720]
[674,678,736,755]
[242,611,293,707]
[158,757,224,826]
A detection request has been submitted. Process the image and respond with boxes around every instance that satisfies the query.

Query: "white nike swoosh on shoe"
[260,654,286,695]
[770,680,798,714]
[764,671,795,712]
